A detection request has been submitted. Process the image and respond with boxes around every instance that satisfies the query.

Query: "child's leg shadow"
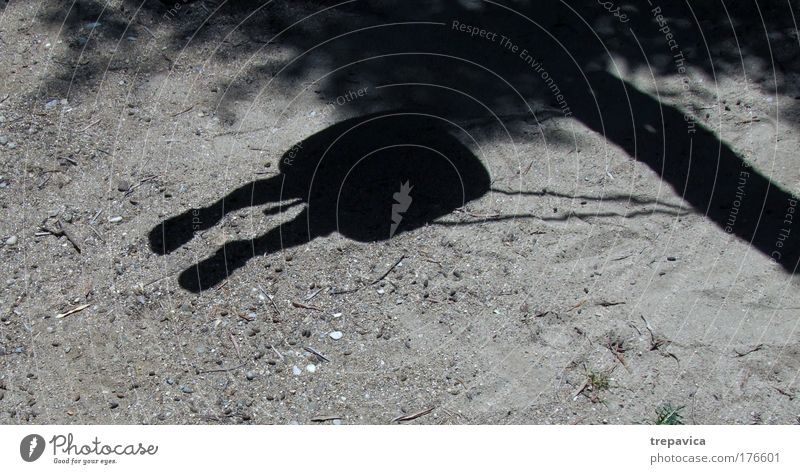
[177,207,318,292]
[149,175,292,255]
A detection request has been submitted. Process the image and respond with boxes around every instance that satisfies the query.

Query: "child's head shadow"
[149,112,491,292]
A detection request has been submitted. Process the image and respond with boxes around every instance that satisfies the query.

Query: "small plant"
[655,403,685,425]
[587,370,611,391]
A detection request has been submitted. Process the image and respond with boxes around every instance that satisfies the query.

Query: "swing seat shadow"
[149,112,491,292]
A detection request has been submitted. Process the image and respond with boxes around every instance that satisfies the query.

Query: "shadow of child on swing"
[149,112,491,292]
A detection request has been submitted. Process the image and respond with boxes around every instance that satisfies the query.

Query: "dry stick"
[304,346,329,362]
[291,300,322,311]
[269,345,285,362]
[124,175,157,196]
[311,415,342,422]
[596,300,625,307]
[144,269,182,287]
[641,315,679,362]
[640,315,661,348]
[258,285,283,319]
[229,332,242,361]
[171,104,194,117]
[197,362,245,374]
[392,407,435,423]
[331,254,406,295]
[455,207,500,218]
[734,343,764,357]
[606,340,631,372]
[40,222,81,253]
[139,23,157,40]
[572,380,590,400]
[567,300,586,312]
[87,224,105,243]
[773,386,795,400]
[304,287,324,302]
[56,303,90,319]
[77,119,101,133]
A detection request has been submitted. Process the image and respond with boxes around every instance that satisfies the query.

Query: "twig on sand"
[304,287,324,302]
[170,104,194,117]
[572,379,590,400]
[734,343,764,358]
[567,300,586,312]
[229,333,242,361]
[605,338,630,372]
[258,285,283,319]
[774,386,795,401]
[270,345,285,361]
[455,207,500,218]
[124,175,157,196]
[40,221,82,253]
[304,346,329,362]
[391,407,434,423]
[291,300,323,311]
[77,119,101,133]
[197,362,245,374]
[311,415,342,422]
[641,315,679,362]
[139,23,157,40]
[596,300,625,307]
[370,254,405,285]
[331,254,406,295]
[56,303,90,319]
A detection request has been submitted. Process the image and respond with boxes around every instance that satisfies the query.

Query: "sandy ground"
[1,0,800,424]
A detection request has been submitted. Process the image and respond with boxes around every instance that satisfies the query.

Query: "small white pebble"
[329,331,343,340]
[306,364,316,373]
[5,235,18,246]
[108,216,123,223]
[292,365,302,376]
[332,312,342,318]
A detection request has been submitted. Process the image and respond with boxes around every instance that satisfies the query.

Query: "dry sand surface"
[1,0,800,424]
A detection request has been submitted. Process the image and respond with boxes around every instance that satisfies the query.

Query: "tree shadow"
[27,0,800,284]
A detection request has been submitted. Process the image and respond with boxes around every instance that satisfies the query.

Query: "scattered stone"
[0,136,7,145]
[329,331,343,340]
[306,364,316,373]
[292,365,302,376]
[246,371,256,381]
[5,235,17,246]
[667,256,677,261]
[108,216,123,223]
[109,402,119,409]
[180,386,193,394]
[117,180,130,192]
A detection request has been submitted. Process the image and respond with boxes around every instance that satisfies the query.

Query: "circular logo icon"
[20,434,45,462]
